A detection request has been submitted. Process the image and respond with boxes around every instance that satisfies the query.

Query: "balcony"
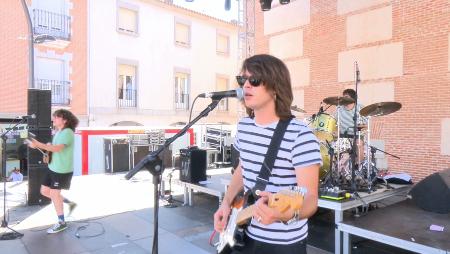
[33,9,71,41]
[118,88,137,108]
[175,93,189,110]
[35,79,71,106]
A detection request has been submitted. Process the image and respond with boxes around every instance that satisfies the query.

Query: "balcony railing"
[175,93,189,110]
[33,9,71,41]
[35,79,71,105]
[118,88,137,108]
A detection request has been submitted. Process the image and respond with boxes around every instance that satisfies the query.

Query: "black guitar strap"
[247,117,292,203]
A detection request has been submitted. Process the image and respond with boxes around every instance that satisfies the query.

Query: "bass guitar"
[216,187,306,254]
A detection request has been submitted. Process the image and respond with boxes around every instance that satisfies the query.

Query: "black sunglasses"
[236,75,262,87]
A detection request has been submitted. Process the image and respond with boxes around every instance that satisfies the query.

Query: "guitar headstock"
[268,187,307,213]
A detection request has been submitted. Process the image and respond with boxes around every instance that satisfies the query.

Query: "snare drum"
[312,113,337,142]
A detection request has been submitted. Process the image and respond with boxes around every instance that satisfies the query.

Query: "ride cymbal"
[360,102,402,117]
[323,96,355,106]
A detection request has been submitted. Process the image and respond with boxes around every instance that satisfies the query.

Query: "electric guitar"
[216,187,306,254]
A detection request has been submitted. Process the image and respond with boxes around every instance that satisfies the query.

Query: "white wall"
[88,0,240,127]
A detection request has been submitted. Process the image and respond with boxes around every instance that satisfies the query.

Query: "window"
[217,33,229,55]
[175,21,190,47]
[117,64,137,107]
[216,76,228,111]
[118,7,138,34]
[35,56,70,105]
[174,72,190,110]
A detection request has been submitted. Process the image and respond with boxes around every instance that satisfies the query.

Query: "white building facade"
[87,0,242,127]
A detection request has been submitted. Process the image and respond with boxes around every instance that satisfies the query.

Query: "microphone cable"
[189,95,201,123]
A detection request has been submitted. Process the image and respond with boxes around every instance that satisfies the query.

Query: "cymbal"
[323,96,355,106]
[360,102,402,117]
[291,105,306,113]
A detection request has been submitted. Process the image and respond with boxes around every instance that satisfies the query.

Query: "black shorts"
[42,168,73,190]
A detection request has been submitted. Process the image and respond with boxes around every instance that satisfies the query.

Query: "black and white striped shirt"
[234,117,322,245]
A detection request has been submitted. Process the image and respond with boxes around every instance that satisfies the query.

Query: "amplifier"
[179,147,206,183]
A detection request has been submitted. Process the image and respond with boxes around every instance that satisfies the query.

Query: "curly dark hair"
[53,109,79,131]
[343,88,357,101]
[240,54,293,120]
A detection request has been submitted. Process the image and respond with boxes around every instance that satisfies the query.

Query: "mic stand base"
[163,169,177,209]
[0,228,24,241]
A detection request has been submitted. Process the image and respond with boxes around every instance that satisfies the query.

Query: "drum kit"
[301,97,402,192]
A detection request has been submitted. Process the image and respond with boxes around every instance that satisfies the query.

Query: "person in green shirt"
[28,109,78,234]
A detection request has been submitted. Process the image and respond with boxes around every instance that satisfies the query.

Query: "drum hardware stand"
[350,61,360,193]
[321,140,336,187]
[1,118,26,241]
[124,99,220,254]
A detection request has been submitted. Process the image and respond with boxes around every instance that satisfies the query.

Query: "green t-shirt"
[49,128,74,174]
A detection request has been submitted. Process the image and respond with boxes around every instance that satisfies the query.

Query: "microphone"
[355,61,360,82]
[21,114,36,119]
[199,88,244,100]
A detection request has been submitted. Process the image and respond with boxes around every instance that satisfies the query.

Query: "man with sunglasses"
[214,54,322,254]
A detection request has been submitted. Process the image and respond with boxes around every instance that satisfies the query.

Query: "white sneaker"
[47,222,68,234]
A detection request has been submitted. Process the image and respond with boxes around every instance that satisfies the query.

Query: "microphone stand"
[1,118,26,240]
[124,99,220,254]
[350,62,360,192]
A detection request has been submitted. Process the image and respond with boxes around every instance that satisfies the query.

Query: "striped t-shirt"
[335,104,365,136]
[234,117,322,245]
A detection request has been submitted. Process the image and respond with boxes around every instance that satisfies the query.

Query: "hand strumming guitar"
[253,191,303,225]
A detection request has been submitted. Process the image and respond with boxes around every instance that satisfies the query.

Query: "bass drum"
[319,143,330,180]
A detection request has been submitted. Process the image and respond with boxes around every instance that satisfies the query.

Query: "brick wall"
[0,0,87,119]
[0,0,29,116]
[253,0,450,181]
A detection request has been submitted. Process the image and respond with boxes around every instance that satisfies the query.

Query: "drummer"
[335,88,367,138]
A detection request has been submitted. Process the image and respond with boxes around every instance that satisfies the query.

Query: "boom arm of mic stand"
[369,146,400,160]
[125,99,220,180]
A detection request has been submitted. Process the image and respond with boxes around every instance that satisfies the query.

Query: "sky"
[172,0,239,22]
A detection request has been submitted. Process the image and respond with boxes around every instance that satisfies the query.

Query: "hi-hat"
[291,105,306,113]
[360,102,402,117]
[323,96,355,106]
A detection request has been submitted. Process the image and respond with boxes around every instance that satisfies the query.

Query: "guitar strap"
[246,117,292,204]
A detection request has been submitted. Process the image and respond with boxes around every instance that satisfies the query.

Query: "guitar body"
[216,187,306,254]
[217,197,247,254]
[43,151,52,164]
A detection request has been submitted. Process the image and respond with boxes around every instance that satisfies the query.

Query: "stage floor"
[0,172,329,254]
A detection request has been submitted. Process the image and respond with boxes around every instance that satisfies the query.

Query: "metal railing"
[35,79,71,105]
[175,93,189,110]
[118,88,137,108]
[33,9,71,41]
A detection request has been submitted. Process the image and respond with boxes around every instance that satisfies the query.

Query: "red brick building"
[252,0,450,181]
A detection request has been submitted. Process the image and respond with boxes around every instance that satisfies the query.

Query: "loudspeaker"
[27,127,52,166]
[28,89,52,128]
[410,168,450,214]
[28,165,51,206]
[179,147,207,183]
